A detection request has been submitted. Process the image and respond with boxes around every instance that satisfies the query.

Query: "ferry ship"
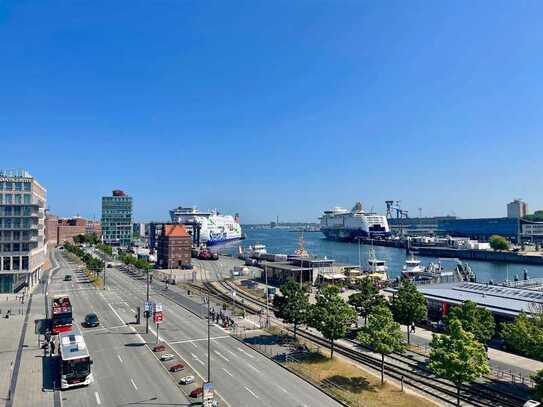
[320,202,391,242]
[170,206,242,245]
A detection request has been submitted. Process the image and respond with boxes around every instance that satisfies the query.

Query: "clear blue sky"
[1,1,542,223]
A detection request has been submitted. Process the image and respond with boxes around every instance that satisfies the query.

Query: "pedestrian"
[411,323,416,333]
[50,340,56,356]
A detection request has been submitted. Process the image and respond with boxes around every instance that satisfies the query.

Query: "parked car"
[524,401,541,407]
[64,275,72,281]
[179,375,194,385]
[189,387,203,398]
[153,344,166,352]
[169,363,185,372]
[181,264,193,270]
[84,313,99,327]
[160,353,175,361]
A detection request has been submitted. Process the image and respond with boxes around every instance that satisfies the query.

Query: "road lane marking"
[130,378,138,390]
[244,386,259,399]
[237,347,255,359]
[246,363,259,373]
[169,335,229,345]
[107,303,126,325]
[191,353,205,366]
[222,368,233,377]
[117,354,123,363]
[214,350,229,362]
[277,385,288,393]
[94,391,101,405]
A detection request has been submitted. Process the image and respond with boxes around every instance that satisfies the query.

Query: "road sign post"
[153,303,164,344]
[202,382,214,406]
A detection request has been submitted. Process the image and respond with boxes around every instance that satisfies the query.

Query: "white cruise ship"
[170,206,242,245]
[320,202,391,242]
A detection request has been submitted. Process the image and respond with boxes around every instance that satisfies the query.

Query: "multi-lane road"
[50,249,341,407]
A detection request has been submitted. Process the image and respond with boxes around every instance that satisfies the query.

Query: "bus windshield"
[62,357,91,378]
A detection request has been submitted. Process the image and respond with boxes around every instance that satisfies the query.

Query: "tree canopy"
[445,300,495,344]
[489,235,509,251]
[357,305,404,384]
[274,279,309,338]
[429,319,490,406]
[501,312,543,361]
[390,279,427,343]
[309,285,357,358]
[348,277,386,325]
[532,369,543,401]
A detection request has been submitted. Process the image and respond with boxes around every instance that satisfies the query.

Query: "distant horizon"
[2,2,543,223]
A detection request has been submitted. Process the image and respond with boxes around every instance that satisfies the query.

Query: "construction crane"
[385,200,409,219]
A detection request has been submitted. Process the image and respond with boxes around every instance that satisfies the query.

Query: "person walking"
[50,340,56,356]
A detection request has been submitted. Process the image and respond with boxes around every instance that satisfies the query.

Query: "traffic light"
[144,310,150,319]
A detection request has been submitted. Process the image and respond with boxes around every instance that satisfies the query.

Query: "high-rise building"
[101,190,133,247]
[0,170,47,293]
[507,199,528,219]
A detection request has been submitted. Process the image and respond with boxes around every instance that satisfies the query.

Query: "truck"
[59,328,93,389]
[51,295,73,334]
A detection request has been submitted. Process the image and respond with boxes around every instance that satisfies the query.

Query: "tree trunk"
[330,340,334,358]
[364,315,367,326]
[381,353,385,385]
[456,385,460,406]
[293,322,297,339]
[406,325,411,345]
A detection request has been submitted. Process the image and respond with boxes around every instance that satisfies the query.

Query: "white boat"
[247,244,267,258]
[170,206,242,245]
[365,245,388,281]
[401,254,427,279]
[320,202,391,242]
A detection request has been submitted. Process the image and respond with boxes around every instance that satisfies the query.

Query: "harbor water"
[213,228,543,283]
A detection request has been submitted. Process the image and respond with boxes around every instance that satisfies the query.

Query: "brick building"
[45,212,59,246]
[45,214,96,245]
[157,224,192,269]
[85,220,102,237]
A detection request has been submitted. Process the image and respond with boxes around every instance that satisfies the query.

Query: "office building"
[157,224,192,269]
[0,170,47,293]
[507,199,528,219]
[133,222,146,238]
[437,217,519,242]
[148,221,167,252]
[101,190,133,247]
[85,220,102,237]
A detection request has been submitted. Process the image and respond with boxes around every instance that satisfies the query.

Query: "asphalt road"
[49,250,191,407]
[88,249,342,407]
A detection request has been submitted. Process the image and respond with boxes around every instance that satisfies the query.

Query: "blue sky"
[1,1,542,223]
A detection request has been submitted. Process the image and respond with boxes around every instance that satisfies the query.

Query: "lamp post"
[145,268,150,334]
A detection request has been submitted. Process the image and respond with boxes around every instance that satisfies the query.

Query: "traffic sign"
[153,312,164,323]
[203,382,214,402]
[153,303,163,313]
[144,301,151,312]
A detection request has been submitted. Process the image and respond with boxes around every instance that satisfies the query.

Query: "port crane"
[385,200,409,219]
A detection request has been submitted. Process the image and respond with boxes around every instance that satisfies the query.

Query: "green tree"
[275,279,309,338]
[429,319,490,406]
[357,305,405,384]
[445,300,495,345]
[532,369,543,401]
[390,279,427,344]
[309,285,357,358]
[501,313,543,360]
[348,277,386,326]
[489,235,509,251]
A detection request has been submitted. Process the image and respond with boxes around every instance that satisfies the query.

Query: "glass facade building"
[101,190,133,247]
[0,170,47,293]
[437,217,519,241]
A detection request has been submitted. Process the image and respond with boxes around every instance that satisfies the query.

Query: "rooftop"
[0,169,32,178]
[388,281,543,317]
[163,224,189,237]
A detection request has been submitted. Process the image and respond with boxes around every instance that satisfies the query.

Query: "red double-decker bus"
[51,295,73,334]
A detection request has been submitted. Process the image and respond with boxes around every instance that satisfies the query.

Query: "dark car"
[64,275,72,281]
[189,387,203,398]
[84,313,99,327]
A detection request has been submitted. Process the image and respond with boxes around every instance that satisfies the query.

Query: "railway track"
[202,280,528,407]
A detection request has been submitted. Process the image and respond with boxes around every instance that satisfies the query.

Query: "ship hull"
[321,228,391,242]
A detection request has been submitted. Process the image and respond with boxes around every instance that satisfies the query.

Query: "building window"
[23,194,30,204]
[3,257,10,270]
[12,256,20,270]
[21,256,28,270]
[5,182,13,190]
[23,183,31,191]
[5,194,12,204]
[15,182,22,191]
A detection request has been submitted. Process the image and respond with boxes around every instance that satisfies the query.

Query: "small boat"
[401,254,427,279]
[364,244,388,281]
[247,244,267,258]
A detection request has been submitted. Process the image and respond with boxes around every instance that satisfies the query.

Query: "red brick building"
[157,224,192,269]
[85,220,102,237]
[45,212,59,246]
[45,214,95,245]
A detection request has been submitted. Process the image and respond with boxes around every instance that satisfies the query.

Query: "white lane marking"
[244,386,259,399]
[237,347,254,359]
[227,350,236,358]
[94,391,101,405]
[277,385,288,393]
[246,363,259,373]
[130,308,135,313]
[191,352,205,366]
[222,368,233,377]
[130,378,138,390]
[107,303,126,325]
[169,335,229,345]
[214,350,229,362]
[191,341,198,348]
[117,354,123,363]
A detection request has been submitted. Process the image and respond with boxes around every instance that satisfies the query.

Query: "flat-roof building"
[101,190,133,247]
[0,170,47,293]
